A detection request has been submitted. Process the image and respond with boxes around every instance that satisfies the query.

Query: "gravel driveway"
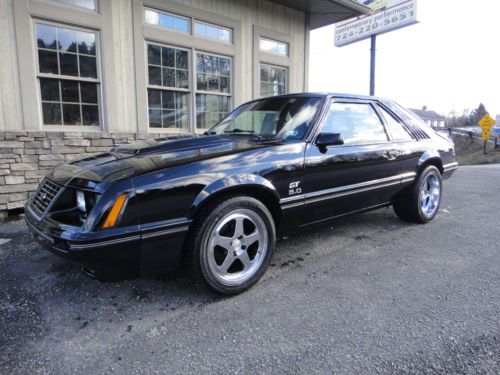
[1,165,499,374]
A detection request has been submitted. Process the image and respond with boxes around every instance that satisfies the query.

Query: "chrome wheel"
[206,209,268,287]
[419,173,441,217]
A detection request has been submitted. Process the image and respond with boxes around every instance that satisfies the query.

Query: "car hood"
[47,135,277,186]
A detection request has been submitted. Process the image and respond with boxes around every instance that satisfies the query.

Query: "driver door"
[301,99,401,225]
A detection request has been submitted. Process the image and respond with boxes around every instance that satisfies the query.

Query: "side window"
[321,102,388,145]
[378,106,413,141]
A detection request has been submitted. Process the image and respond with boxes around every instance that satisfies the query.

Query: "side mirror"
[316,132,344,147]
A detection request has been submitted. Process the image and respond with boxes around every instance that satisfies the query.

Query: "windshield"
[208,96,322,140]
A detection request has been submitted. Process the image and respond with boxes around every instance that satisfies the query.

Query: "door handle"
[386,151,399,160]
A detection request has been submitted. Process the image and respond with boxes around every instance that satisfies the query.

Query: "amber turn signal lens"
[102,193,128,229]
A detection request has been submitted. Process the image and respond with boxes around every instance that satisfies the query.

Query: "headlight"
[76,190,86,212]
[73,189,99,216]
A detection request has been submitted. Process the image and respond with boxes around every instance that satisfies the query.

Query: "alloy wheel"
[419,173,441,218]
[206,209,268,286]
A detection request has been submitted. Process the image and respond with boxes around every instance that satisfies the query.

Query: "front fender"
[190,174,279,214]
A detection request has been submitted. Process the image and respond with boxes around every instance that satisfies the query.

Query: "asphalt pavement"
[0,165,499,374]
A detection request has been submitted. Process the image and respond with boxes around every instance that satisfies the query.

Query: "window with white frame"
[144,8,190,34]
[36,22,100,126]
[50,0,98,11]
[259,37,288,56]
[260,64,287,97]
[194,21,232,44]
[196,53,231,129]
[146,43,190,129]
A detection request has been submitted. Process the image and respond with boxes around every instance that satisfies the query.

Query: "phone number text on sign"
[335,0,417,47]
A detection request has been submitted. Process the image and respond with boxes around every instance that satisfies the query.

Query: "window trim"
[253,26,293,99]
[143,42,233,133]
[135,0,241,134]
[34,19,103,130]
[13,0,116,132]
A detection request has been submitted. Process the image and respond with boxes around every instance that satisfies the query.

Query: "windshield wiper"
[223,129,265,142]
[223,128,255,134]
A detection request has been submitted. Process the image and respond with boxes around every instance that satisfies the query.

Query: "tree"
[469,103,488,125]
[446,104,489,128]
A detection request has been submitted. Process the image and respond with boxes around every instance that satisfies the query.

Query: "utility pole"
[369,35,376,96]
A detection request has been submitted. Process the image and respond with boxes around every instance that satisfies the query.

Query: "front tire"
[393,165,443,224]
[185,195,276,295]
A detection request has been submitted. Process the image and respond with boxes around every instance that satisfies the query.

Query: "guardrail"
[445,127,500,150]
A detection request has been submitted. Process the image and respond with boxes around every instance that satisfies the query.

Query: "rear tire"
[185,195,276,295]
[393,166,442,224]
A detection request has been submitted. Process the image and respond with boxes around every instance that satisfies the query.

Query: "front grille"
[30,179,63,217]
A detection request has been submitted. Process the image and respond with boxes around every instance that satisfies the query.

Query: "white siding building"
[0,0,367,216]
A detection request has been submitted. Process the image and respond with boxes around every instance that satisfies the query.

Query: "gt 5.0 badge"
[289,181,302,196]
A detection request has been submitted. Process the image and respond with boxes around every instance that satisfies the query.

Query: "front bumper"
[25,204,190,280]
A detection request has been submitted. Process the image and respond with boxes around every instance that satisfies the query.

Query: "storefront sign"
[335,0,418,47]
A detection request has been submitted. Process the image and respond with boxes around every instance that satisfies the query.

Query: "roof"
[245,92,388,106]
[269,0,370,29]
[257,91,387,100]
[409,109,446,121]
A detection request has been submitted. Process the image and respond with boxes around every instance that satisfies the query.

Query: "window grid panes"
[196,53,231,129]
[194,21,232,44]
[147,44,190,130]
[260,64,287,97]
[51,0,97,11]
[259,37,288,56]
[36,23,100,126]
[148,90,189,129]
[144,9,190,34]
[36,23,98,78]
[147,44,189,89]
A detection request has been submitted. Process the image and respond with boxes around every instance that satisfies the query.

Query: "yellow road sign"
[479,114,495,130]
[482,130,491,140]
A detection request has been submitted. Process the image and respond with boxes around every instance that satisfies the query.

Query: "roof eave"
[269,0,371,30]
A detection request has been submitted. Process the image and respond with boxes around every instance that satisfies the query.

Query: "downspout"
[303,13,311,91]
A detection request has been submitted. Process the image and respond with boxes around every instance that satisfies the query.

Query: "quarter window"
[36,23,100,126]
[377,106,413,141]
[260,64,287,97]
[196,53,231,129]
[146,44,189,129]
[321,103,388,145]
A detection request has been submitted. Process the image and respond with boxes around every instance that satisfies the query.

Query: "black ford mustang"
[26,93,457,294]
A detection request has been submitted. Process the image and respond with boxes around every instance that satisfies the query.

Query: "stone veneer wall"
[0,131,169,217]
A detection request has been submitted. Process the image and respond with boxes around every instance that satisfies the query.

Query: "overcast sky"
[309,0,500,118]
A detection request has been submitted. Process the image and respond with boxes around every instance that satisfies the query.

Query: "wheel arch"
[189,174,282,227]
[417,151,444,175]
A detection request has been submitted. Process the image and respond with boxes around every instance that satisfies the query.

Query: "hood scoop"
[111,135,197,155]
